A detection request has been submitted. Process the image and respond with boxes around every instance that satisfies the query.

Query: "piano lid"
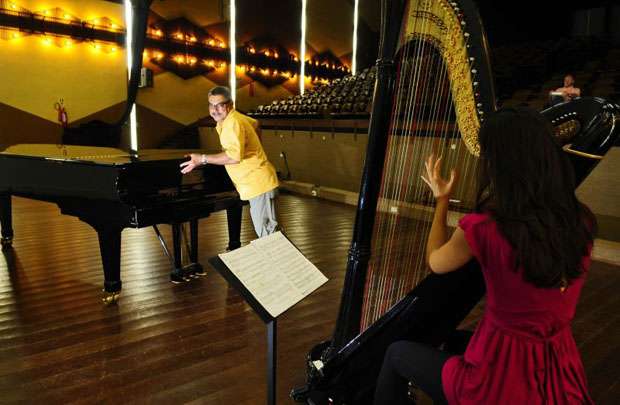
[1,144,198,165]
[0,143,235,203]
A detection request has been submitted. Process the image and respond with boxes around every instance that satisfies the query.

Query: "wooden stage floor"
[0,193,618,404]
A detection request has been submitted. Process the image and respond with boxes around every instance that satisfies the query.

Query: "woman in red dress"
[373,107,595,404]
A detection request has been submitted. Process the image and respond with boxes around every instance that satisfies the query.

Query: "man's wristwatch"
[201,154,208,165]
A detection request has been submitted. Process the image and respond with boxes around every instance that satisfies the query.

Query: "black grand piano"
[0,144,242,303]
[0,0,243,303]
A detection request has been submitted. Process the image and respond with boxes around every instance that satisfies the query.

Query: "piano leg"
[189,219,206,276]
[226,203,242,251]
[0,193,13,250]
[94,224,123,304]
[169,223,192,283]
[170,220,206,280]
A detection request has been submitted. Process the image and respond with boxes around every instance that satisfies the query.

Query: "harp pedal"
[312,359,324,371]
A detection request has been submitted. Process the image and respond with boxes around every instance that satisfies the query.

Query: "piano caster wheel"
[102,290,120,305]
[1,237,12,250]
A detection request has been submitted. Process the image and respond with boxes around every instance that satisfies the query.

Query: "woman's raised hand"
[420,154,457,200]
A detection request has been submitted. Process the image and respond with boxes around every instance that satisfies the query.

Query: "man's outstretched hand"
[180,153,203,174]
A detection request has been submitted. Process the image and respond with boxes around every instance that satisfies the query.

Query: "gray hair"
[208,86,233,103]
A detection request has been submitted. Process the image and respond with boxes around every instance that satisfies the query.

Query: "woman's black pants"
[373,340,451,405]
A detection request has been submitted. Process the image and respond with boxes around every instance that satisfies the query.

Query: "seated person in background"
[550,73,581,104]
[373,108,595,405]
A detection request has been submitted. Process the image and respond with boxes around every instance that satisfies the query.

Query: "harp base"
[292,261,486,404]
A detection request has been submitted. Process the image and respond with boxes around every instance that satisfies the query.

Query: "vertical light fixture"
[124,0,138,154]
[352,0,359,75]
[229,0,236,105]
[300,0,307,95]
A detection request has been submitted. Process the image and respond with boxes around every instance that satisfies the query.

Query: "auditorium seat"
[248,66,379,118]
[247,38,617,119]
[353,101,369,113]
[318,104,330,115]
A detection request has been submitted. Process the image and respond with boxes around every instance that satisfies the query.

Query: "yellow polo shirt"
[216,109,279,200]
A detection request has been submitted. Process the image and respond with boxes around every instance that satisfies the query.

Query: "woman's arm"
[427,224,473,274]
[422,155,473,274]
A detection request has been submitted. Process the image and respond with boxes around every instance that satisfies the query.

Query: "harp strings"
[365,3,431,325]
[361,0,477,330]
[361,8,423,327]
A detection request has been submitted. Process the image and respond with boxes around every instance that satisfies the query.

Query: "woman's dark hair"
[475,107,596,288]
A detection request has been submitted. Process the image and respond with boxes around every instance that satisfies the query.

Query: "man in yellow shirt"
[180,86,279,238]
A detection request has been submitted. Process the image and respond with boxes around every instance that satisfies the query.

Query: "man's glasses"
[209,101,230,110]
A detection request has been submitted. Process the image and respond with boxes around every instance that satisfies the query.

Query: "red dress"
[441,213,594,404]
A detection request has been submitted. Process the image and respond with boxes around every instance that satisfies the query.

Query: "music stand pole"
[267,318,277,405]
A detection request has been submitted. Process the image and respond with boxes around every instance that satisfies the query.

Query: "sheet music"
[218,232,328,318]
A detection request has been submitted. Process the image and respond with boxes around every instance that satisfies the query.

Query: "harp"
[291,1,619,404]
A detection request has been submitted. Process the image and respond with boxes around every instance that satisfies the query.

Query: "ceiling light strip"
[352,0,359,75]
[124,0,138,154]
[300,0,307,95]
[230,0,236,104]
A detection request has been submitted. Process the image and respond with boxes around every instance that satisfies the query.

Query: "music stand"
[208,232,328,405]
[209,255,278,404]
